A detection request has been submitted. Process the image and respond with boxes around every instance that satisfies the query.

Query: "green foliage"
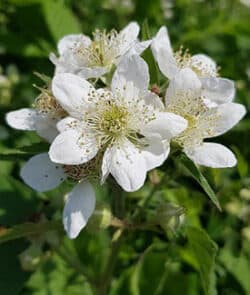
[179,153,221,210]
[186,227,218,295]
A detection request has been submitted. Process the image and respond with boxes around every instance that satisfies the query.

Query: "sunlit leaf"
[179,154,221,211]
[186,226,218,295]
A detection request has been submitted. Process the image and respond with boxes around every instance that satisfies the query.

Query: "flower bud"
[156,203,185,236]
[87,203,112,232]
[240,188,250,201]
[19,244,42,271]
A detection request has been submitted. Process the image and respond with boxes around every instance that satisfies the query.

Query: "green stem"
[0,220,63,245]
[132,174,167,220]
[110,217,162,233]
[96,181,125,295]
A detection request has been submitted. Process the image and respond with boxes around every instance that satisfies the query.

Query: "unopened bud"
[156,203,185,236]
[149,169,161,185]
[242,226,250,241]
[240,188,250,201]
[19,244,42,271]
[87,203,112,231]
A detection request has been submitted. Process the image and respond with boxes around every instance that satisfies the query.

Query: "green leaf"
[25,250,93,295]
[18,142,49,153]
[186,226,218,295]
[141,19,160,85]
[42,0,81,43]
[232,146,248,178]
[0,142,49,161]
[0,241,29,295]
[0,221,63,245]
[0,175,39,225]
[219,248,250,295]
[179,154,221,211]
[0,152,33,161]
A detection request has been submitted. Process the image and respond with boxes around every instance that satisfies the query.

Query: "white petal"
[142,112,187,140]
[191,54,217,77]
[57,34,91,55]
[133,40,151,55]
[63,181,96,239]
[113,80,140,104]
[151,26,178,79]
[51,51,107,79]
[185,143,237,168]
[203,99,218,109]
[142,91,164,110]
[120,21,139,40]
[56,117,81,133]
[77,66,107,79]
[35,115,58,143]
[104,139,147,192]
[49,130,98,165]
[20,153,66,192]
[152,26,173,55]
[211,103,246,137]
[6,108,37,130]
[141,140,170,170]
[119,22,140,55]
[52,73,93,118]
[200,77,235,105]
[50,52,79,74]
[165,68,201,104]
[112,55,149,93]
[124,40,151,57]
[101,149,111,184]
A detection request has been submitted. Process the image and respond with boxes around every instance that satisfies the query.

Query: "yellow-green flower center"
[75,29,123,68]
[99,104,129,136]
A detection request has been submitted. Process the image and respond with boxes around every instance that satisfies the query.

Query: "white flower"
[49,55,187,192]
[6,88,67,142]
[6,84,94,239]
[50,22,151,79]
[20,153,96,239]
[151,26,235,107]
[165,68,246,168]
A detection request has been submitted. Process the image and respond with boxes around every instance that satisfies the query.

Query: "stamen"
[174,46,218,77]
[81,87,157,150]
[63,153,102,181]
[34,88,67,119]
[72,29,124,68]
[174,46,192,69]
[166,90,217,148]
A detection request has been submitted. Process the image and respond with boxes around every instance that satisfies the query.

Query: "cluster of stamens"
[63,153,102,181]
[73,29,124,68]
[34,88,67,119]
[81,87,157,149]
[174,46,218,77]
[174,47,192,70]
[167,90,217,148]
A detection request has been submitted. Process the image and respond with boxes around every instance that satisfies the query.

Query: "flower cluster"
[6,23,246,238]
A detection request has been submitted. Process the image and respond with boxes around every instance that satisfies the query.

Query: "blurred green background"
[0,0,250,294]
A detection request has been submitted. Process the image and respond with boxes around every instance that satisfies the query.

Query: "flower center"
[99,104,129,136]
[84,91,132,147]
[74,29,123,68]
[83,88,157,149]
[166,91,212,147]
[174,46,218,77]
